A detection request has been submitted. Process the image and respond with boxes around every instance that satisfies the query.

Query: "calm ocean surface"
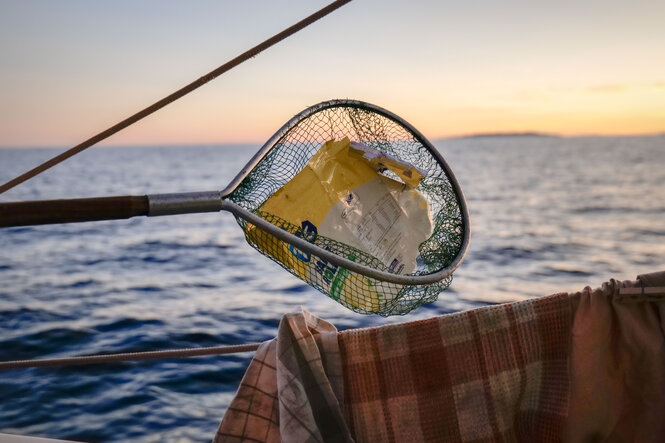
[1,135,663,441]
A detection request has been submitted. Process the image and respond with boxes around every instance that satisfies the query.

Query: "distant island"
[446,132,559,140]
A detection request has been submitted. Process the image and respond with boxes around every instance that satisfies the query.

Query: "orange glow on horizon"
[2,80,662,148]
[1,2,663,147]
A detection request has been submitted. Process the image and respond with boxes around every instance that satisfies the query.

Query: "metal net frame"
[228,100,466,315]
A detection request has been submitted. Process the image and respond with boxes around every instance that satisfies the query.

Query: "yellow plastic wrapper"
[250,137,433,311]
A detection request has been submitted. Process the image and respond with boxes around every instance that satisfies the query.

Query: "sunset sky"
[0,0,663,147]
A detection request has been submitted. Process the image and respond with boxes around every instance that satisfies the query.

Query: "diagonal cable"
[0,0,352,195]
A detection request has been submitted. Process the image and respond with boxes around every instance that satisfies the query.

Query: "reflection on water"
[0,136,664,441]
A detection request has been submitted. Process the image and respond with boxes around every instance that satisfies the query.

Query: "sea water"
[0,135,663,441]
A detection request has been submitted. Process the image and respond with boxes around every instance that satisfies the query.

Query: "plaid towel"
[215,271,665,442]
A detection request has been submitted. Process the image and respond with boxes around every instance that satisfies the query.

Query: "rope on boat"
[0,343,262,371]
[0,0,352,195]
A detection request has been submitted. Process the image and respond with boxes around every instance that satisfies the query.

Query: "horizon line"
[0,131,663,150]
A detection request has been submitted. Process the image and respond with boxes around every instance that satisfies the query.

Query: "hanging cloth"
[215,271,665,442]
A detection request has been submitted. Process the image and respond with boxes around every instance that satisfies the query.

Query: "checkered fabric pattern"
[215,309,351,442]
[215,271,665,442]
[339,293,572,442]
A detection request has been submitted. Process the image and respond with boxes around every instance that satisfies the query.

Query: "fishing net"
[229,101,466,315]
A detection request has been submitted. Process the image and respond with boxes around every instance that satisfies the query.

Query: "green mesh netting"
[229,101,464,315]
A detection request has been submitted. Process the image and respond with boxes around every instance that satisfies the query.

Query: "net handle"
[0,100,470,286]
[0,195,149,227]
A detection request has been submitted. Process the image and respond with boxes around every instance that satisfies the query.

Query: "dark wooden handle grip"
[0,195,149,227]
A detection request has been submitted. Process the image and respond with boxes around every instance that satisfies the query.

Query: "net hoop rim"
[220,99,470,285]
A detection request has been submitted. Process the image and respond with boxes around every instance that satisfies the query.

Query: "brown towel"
[215,272,665,442]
